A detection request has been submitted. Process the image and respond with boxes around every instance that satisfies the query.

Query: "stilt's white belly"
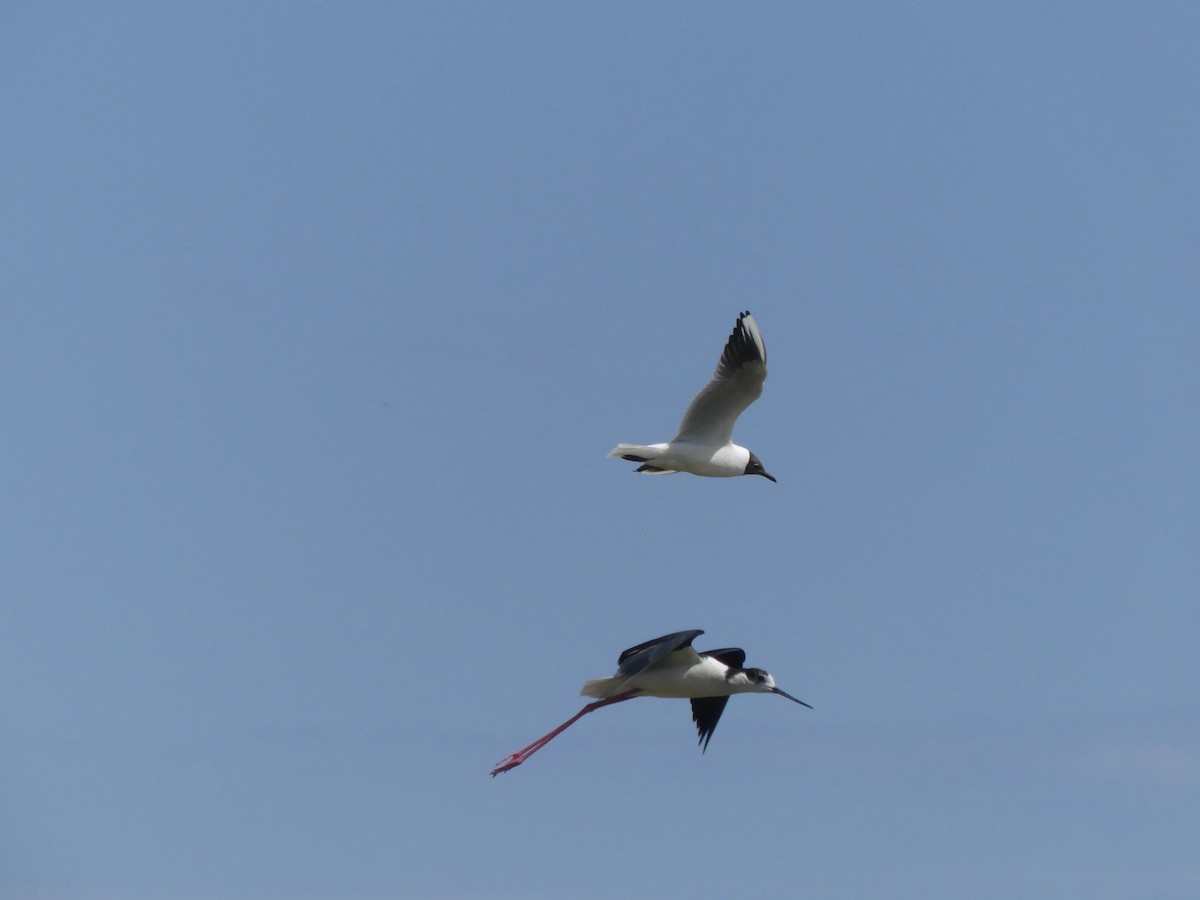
[625,658,739,698]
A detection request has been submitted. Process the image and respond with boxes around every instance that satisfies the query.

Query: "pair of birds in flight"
[492,312,809,777]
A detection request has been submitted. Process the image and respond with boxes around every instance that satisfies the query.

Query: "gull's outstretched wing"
[673,311,768,446]
[616,629,704,677]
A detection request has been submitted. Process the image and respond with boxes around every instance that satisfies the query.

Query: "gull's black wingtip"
[718,310,766,372]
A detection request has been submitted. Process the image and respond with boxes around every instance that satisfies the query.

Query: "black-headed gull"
[609,310,775,482]
[490,629,810,775]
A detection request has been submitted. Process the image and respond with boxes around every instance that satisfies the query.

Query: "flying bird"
[490,629,810,776]
[609,310,775,482]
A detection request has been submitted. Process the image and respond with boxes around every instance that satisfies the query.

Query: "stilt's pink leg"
[491,689,641,776]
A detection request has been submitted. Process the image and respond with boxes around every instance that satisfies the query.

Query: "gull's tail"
[607,444,677,475]
[607,443,656,459]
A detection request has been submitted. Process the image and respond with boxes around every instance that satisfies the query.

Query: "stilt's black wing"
[616,629,704,677]
[690,648,748,752]
[691,697,730,752]
[700,648,746,670]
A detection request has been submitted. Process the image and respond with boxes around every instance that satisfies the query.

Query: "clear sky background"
[3,3,1198,899]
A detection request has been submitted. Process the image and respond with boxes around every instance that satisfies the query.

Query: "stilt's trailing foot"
[490,690,640,777]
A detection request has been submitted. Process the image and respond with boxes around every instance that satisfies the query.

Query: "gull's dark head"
[744,452,776,483]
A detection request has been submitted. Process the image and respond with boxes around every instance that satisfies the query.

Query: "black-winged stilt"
[608,311,776,482]
[491,629,810,776]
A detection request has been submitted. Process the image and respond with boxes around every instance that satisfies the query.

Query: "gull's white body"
[608,441,752,478]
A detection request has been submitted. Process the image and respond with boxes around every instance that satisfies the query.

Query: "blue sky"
[3,3,1198,898]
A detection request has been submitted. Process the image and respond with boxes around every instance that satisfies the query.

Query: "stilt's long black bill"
[772,687,813,709]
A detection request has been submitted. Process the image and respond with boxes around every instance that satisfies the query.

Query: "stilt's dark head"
[739,667,812,708]
[744,452,776,483]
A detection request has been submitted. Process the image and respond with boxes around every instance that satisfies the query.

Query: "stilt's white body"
[581,648,772,699]
[491,629,809,775]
